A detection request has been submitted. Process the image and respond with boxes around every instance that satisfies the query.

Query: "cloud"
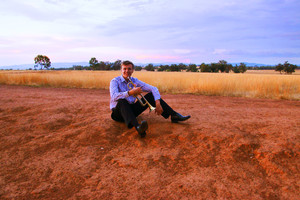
[173,49,192,54]
[135,54,180,61]
[1,0,300,65]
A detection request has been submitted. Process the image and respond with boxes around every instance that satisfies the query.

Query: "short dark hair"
[121,60,134,69]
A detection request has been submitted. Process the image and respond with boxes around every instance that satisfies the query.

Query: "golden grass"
[245,69,300,75]
[0,70,299,100]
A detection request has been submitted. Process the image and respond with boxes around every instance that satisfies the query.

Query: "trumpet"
[127,77,156,112]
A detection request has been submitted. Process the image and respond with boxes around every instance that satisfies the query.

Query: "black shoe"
[136,120,148,138]
[171,113,191,123]
[139,131,146,138]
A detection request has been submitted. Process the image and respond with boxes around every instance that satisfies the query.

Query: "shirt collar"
[120,75,127,83]
[120,75,133,83]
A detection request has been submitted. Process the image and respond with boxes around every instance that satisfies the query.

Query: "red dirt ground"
[0,85,299,199]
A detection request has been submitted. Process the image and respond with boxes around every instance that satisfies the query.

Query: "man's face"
[121,64,134,80]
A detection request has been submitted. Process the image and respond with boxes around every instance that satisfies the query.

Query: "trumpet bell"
[149,105,156,112]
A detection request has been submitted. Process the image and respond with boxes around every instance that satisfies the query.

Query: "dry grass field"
[0,70,299,100]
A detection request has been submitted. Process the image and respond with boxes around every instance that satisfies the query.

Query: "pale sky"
[1,0,300,66]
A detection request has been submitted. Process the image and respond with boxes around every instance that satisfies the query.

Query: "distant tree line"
[30,55,299,74]
[246,61,298,74]
[154,60,247,73]
[72,58,144,71]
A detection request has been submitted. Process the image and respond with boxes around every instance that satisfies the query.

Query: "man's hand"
[129,87,143,96]
[155,100,163,115]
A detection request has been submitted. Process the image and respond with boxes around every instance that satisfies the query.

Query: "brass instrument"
[127,77,156,112]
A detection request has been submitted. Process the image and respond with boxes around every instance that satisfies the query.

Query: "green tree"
[218,60,227,73]
[217,60,232,73]
[158,65,170,71]
[112,60,121,70]
[34,55,51,70]
[98,61,106,70]
[145,63,155,71]
[170,64,180,71]
[275,63,284,74]
[178,63,187,71]
[200,63,211,72]
[135,66,143,71]
[210,63,219,73]
[104,62,113,70]
[225,64,233,73]
[73,65,84,70]
[187,64,198,72]
[232,65,240,73]
[283,61,297,74]
[89,57,98,70]
[238,63,247,73]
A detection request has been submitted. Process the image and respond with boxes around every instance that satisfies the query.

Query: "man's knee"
[117,99,130,106]
[144,92,155,104]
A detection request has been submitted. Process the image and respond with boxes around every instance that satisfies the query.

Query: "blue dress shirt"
[110,75,161,110]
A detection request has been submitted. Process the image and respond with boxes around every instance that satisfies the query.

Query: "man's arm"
[135,79,161,101]
[128,87,143,96]
[109,78,129,101]
[135,78,163,115]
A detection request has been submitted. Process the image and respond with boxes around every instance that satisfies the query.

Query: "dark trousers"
[111,93,176,128]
